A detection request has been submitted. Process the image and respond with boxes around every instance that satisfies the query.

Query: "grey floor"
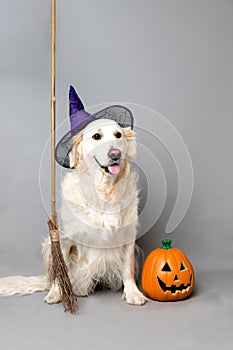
[1,271,233,350]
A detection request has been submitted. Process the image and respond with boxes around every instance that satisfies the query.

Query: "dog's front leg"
[44,282,61,304]
[122,242,147,306]
[43,237,72,304]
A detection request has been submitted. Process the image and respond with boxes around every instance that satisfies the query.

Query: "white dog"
[0,119,146,306]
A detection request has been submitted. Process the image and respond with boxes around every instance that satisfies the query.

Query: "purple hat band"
[55,86,134,168]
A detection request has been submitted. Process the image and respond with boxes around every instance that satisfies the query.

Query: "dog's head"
[69,119,136,176]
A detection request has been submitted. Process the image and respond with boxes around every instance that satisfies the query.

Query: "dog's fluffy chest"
[60,171,138,247]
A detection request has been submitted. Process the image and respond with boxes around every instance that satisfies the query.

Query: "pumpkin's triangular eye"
[180,262,186,271]
[162,262,172,272]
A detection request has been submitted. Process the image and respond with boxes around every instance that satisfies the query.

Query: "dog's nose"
[108,148,121,161]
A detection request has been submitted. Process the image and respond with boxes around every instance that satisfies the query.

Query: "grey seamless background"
[1,1,233,349]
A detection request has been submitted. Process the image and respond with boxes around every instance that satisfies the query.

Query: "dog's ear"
[123,127,137,160]
[68,133,83,168]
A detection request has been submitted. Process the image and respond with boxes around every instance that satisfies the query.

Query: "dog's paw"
[44,286,61,304]
[123,290,147,306]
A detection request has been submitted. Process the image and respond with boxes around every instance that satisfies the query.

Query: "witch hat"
[55,86,134,168]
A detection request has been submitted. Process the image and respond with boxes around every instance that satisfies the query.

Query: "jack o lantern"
[141,240,195,301]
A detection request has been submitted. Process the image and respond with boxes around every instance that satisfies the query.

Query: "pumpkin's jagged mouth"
[157,275,193,294]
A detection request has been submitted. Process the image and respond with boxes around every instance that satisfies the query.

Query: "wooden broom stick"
[51,0,56,226]
[48,0,78,314]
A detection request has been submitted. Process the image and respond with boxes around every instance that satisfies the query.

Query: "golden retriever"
[0,119,146,306]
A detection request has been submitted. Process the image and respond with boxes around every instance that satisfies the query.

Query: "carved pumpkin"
[141,240,195,301]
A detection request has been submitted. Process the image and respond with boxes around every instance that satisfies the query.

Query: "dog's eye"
[115,132,122,139]
[92,133,102,140]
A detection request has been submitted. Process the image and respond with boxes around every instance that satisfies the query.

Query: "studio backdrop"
[0,0,233,277]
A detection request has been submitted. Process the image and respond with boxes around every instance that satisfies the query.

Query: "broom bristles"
[48,220,78,314]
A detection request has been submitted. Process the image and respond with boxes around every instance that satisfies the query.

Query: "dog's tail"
[0,275,48,296]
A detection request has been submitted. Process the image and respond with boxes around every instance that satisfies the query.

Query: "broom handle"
[51,0,57,226]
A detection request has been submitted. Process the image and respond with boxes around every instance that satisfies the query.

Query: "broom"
[47,0,77,314]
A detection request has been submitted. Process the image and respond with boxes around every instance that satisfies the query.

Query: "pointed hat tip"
[69,85,85,115]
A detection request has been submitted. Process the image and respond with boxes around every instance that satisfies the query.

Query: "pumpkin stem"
[161,239,172,250]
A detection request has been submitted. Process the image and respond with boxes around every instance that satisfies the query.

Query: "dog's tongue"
[108,164,120,175]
